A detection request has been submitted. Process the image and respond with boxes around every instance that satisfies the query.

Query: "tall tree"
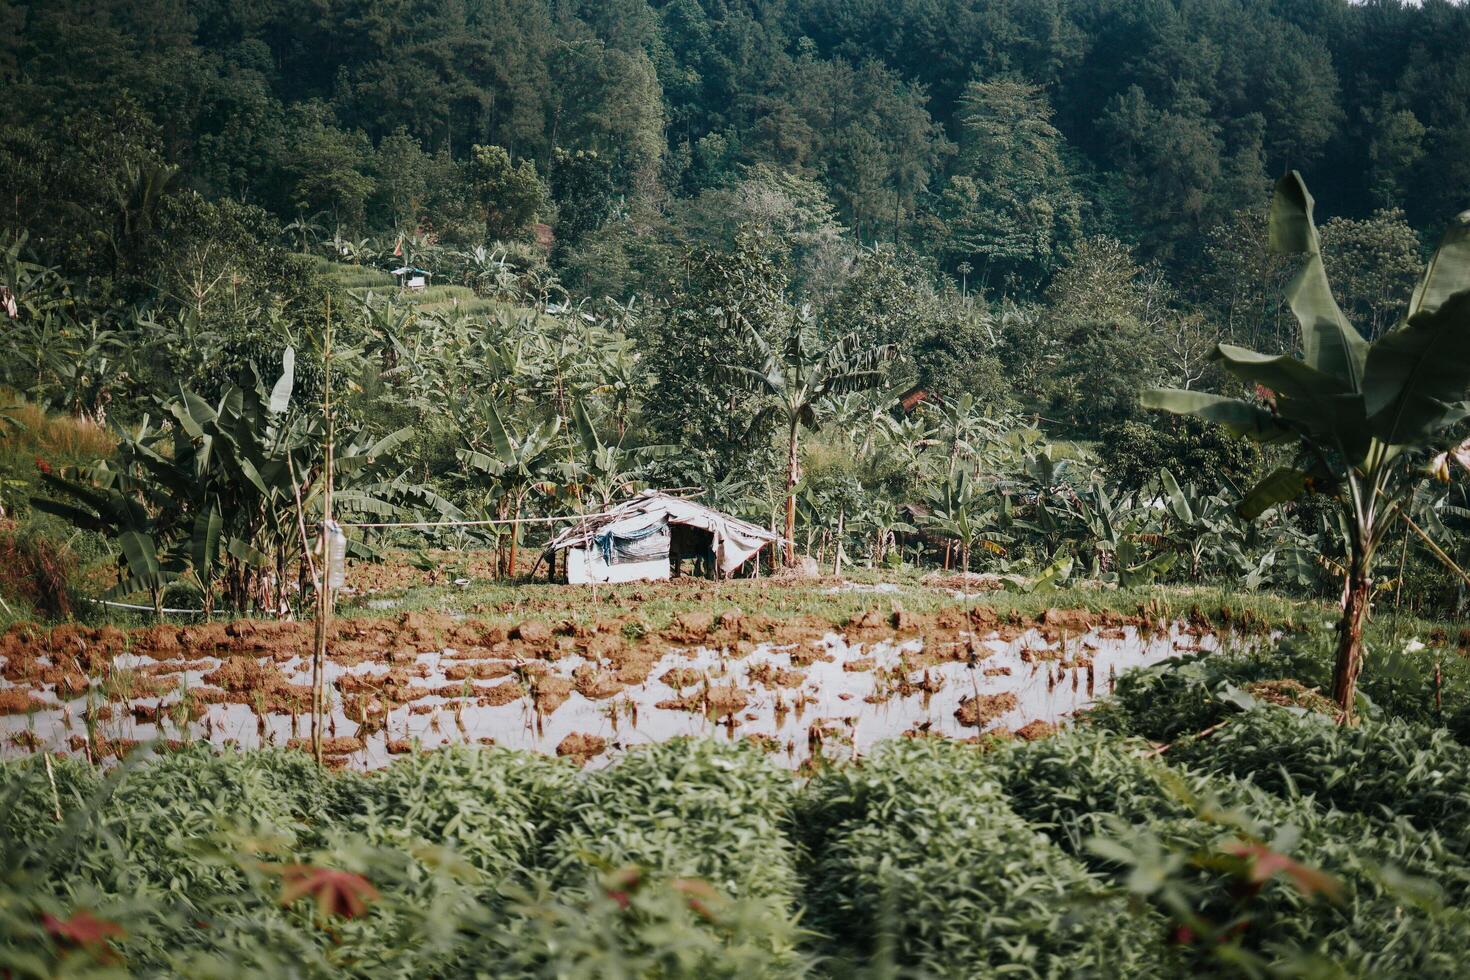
[724,308,896,563]
[932,79,1080,292]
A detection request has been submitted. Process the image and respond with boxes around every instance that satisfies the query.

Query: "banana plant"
[859,497,916,567]
[1157,468,1251,580]
[922,468,1007,574]
[36,349,440,616]
[1073,480,1175,586]
[457,400,562,576]
[921,393,1009,478]
[561,399,676,508]
[722,309,897,563]
[1144,170,1470,719]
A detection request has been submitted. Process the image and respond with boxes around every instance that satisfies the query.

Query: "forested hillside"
[3,0,1470,612]
[4,1,1466,426]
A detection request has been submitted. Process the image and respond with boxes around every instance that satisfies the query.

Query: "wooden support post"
[311,296,335,767]
[833,507,845,578]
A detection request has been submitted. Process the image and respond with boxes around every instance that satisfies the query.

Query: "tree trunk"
[784,421,799,565]
[1332,558,1372,722]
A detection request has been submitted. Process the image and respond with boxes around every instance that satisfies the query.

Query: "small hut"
[542,491,778,584]
[390,266,432,291]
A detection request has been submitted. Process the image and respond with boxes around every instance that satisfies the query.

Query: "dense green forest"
[6,0,1467,448]
[5,0,1470,624]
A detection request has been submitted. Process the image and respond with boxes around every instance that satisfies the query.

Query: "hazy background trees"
[4,0,1470,458]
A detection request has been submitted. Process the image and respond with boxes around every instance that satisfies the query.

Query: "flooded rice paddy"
[0,607,1247,769]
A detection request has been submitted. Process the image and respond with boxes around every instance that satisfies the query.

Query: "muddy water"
[0,623,1240,769]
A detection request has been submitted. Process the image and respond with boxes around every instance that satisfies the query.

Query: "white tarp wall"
[565,517,671,585]
[565,547,670,584]
[551,492,778,584]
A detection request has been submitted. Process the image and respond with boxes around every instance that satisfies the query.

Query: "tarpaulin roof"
[546,491,778,575]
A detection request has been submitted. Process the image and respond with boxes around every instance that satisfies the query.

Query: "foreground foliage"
[6,636,1470,977]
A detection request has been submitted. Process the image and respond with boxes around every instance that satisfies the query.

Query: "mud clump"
[6,730,43,751]
[0,689,50,715]
[202,657,289,694]
[841,657,875,673]
[132,701,207,725]
[511,620,552,644]
[657,684,748,717]
[52,673,90,698]
[1012,719,1059,741]
[789,643,835,667]
[667,612,714,642]
[746,662,805,689]
[556,732,607,765]
[572,664,625,700]
[891,609,919,631]
[287,736,363,755]
[955,692,1019,729]
[743,732,781,753]
[531,676,574,714]
[473,680,527,707]
[660,666,705,689]
[443,660,514,682]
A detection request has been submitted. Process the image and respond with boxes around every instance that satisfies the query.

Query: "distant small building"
[541,491,779,584]
[899,385,931,414]
[390,266,432,291]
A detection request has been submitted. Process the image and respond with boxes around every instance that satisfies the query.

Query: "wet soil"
[0,600,1251,770]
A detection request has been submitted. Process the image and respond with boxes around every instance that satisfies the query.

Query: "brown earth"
[556,732,607,764]
[955,692,1019,729]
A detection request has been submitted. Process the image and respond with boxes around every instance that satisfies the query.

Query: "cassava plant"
[1144,171,1470,720]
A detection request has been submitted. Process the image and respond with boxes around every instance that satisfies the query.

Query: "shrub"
[548,739,798,904]
[538,738,806,974]
[1169,709,1470,860]
[988,729,1470,976]
[799,738,1175,977]
[346,745,573,882]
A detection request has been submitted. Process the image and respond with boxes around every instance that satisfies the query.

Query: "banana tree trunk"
[784,420,799,565]
[508,494,522,579]
[1331,556,1371,722]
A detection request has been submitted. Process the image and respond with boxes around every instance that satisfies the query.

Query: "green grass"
[340,559,1318,633]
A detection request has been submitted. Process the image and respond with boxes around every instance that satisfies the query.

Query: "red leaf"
[273,864,380,919]
[42,909,125,947]
[1222,841,1342,901]
[671,878,720,921]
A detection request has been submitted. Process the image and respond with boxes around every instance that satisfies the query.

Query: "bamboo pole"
[312,296,335,767]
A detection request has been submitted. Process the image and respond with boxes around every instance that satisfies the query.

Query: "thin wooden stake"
[312,295,335,767]
[1435,659,1444,725]
[833,507,845,578]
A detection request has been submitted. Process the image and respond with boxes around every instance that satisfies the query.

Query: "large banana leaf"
[1409,211,1470,318]
[1160,468,1193,523]
[1363,294,1470,447]
[189,504,222,588]
[1269,171,1367,389]
[1237,468,1308,520]
[1138,389,1288,442]
[118,530,163,583]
